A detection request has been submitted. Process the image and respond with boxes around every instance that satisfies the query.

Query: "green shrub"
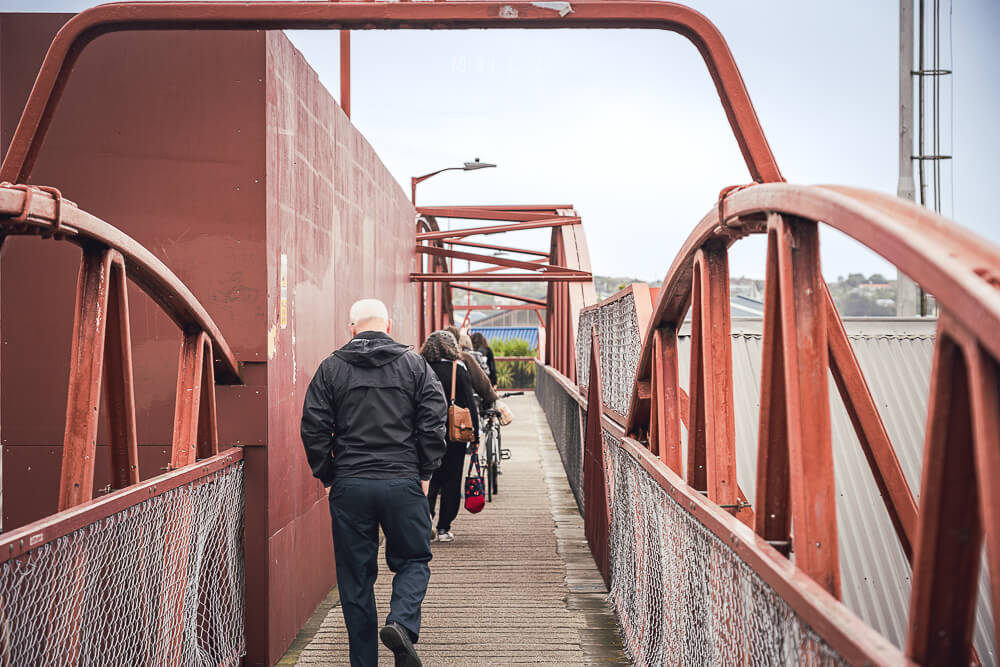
[488,337,537,389]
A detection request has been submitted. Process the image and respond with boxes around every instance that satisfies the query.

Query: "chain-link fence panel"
[0,461,245,666]
[536,362,586,513]
[577,292,642,417]
[576,308,596,391]
[604,431,846,666]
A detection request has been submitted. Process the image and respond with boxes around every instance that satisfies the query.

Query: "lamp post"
[410,158,496,204]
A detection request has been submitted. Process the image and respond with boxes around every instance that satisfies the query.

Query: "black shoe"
[379,622,421,667]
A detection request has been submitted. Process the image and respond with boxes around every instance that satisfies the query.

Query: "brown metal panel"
[0,17,267,530]
[260,31,414,663]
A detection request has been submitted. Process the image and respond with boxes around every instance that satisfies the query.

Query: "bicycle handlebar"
[500,391,524,398]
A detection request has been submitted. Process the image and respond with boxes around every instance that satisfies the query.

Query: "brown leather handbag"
[447,360,476,443]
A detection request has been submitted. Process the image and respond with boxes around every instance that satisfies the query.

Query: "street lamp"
[411,158,496,204]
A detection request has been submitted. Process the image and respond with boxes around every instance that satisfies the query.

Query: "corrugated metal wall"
[676,318,995,663]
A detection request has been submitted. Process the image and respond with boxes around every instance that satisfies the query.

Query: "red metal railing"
[0,185,241,509]
[547,182,1000,663]
[3,1,998,664]
[0,184,245,662]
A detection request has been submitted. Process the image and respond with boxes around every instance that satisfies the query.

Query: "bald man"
[301,298,447,667]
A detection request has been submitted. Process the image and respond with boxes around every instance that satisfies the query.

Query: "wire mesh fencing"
[603,432,846,666]
[536,362,586,513]
[0,461,245,666]
[576,292,642,417]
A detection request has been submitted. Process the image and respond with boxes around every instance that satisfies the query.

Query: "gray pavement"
[290,394,626,665]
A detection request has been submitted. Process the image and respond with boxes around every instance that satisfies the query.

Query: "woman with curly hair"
[420,330,479,542]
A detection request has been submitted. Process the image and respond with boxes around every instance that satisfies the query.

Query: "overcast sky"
[8,1,999,282]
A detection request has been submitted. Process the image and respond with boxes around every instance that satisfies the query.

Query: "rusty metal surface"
[261,30,418,665]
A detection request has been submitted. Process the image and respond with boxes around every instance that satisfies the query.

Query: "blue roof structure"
[470,326,539,349]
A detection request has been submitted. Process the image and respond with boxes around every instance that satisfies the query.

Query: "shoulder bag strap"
[450,359,458,404]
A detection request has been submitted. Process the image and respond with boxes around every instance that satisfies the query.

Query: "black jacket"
[300,331,448,484]
[429,360,480,444]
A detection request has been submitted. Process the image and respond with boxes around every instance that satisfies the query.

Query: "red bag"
[464,445,486,514]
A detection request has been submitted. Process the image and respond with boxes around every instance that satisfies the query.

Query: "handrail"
[0,448,243,565]
[0,185,240,383]
[0,1,781,185]
[636,183,1000,366]
[616,181,1000,663]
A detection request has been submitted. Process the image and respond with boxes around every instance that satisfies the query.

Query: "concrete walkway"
[291,395,626,665]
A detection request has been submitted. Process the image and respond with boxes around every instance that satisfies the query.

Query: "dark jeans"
[427,442,467,532]
[329,477,432,667]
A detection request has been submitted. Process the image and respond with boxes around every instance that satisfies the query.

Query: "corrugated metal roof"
[470,326,539,349]
[675,318,995,664]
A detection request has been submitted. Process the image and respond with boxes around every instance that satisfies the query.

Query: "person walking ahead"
[301,298,447,667]
[421,330,479,542]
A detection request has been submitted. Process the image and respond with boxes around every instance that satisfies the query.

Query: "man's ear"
[386,319,393,334]
[349,324,357,337]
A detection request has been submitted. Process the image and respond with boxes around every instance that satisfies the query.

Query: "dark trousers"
[329,477,433,667]
[427,442,467,532]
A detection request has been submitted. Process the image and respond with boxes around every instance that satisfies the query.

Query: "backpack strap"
[450,359,458,404]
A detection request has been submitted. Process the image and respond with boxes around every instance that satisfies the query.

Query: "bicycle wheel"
[484,430,494,502]
[489,424,500,496]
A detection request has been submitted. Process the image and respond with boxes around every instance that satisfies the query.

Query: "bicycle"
[480,391,522,502]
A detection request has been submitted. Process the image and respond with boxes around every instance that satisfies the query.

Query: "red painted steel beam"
[450,284,547,307]
[452,304,544,311]
[687,243,741,518]
[417,217,582,242]
[417,206,565,222]
[652,327,683,474]
[59,246,115,511]
[582,331,611,584]
[103,253,140,490]
[438,239,550,257]
[0,186,240,383]
[411,272,592,283]
[0,1,783,186]
[339,30,350,117]
[771,214,839,597]
[906,317,982,664]
[416,244,584,273]
[438,204,573,212]
[754,225,791,555]
[171,332,219,469]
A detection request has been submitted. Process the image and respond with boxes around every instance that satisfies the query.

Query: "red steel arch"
[2,1,998,663]
[0,1,781,186]
[621,183,1000,664]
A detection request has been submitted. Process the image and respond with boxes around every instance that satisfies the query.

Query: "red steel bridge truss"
[0,2,996,665]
